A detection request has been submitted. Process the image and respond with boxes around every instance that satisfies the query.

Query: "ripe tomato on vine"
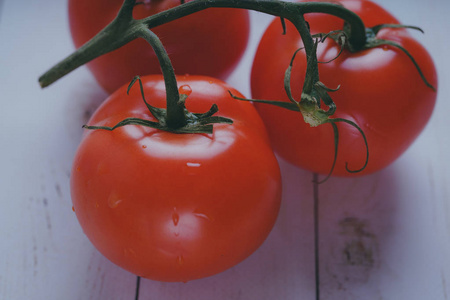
[70,75,282,282]
[250,0,437,176]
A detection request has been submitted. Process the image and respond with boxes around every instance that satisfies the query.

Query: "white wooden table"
[1,0,449,299]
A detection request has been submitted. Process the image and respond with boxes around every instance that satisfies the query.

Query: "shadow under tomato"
[135,157,404,300]
[135,158,317,299]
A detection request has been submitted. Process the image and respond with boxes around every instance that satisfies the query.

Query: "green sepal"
[365,25,436,91]
[84,76,233,135]
[228,91,300,112]
[312,30,348,64]
[370,24,424,35]
[127,76,167,123]
[279,17,287,35]
[83,118,162,132]
[284,47,304,105]
[314,81,338,116]
[83,116,232,135]
[326,117,369,174]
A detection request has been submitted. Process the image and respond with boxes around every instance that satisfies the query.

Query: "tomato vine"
[39,0,436,175]
[39,0,368,88]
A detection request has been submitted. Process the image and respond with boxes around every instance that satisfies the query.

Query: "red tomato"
[251,0,437,176]
[70,75,281,282]
[68,0,250,93]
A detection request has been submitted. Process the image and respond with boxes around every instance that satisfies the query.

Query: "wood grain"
[1,0,449,299]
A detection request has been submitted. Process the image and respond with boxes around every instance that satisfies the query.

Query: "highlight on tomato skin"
[70,75,282,282]
[68,0,250,94]
[250,0,437,177]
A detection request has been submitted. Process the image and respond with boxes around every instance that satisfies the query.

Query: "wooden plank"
[318,157,450,299]
[0,0,4,26]
[0,1,136,299]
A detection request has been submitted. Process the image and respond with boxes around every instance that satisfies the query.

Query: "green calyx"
[231,35,369,182]
[83,76,233,134]
[296,93,332,128]
[364,24,436,91]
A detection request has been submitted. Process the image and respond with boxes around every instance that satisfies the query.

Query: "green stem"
[300,1,366,51]
[137,28,186,128]
[39,0,140,88]
[117,0,139,19]
[290,15,320,94]
[38,0,368,88]
[142,0,366,50]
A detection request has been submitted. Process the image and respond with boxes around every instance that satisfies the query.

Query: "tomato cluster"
[64,0,437,282]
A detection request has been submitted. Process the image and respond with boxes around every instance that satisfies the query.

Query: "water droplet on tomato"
[108,192,123,208]
[108,198,122,209]
[172,212,180,226]
[185,162,201,175]
[72,206,75,212]
[178,85,192,96]
[142,145,147,149]
[186,162,201,168]
[177,255,185,265]
[209,81,213,84]
[193,212,212,222]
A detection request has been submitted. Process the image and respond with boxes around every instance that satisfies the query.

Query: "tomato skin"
[70,75,281,282]
[68,0,250,93]
[251,0,437,176]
